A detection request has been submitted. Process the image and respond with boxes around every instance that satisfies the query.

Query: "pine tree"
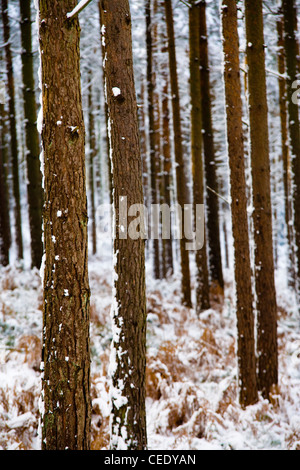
[100,0,148,450]
[38,0,91,450]
[146,0,161,279]
[1,0,23,261]
[88,69,97,255]
[276,8,296,287]
[164,0,192,307]
[189,0,210,313]
[282,0,300,299]
[221,0,258,407]
[245,0,278,399]
[20,0,43,269]
[199,0,224,295]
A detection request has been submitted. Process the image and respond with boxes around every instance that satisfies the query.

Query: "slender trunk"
[161,73,174,277]
[100,0,147,450]
[221,0,258,407]
[88,70,97,255]
[98,0,113,205]
[0,103,10,266]
[282,0,300,299]
[160,0,173,278]
[138,81,150,211]
[164,0,192,307]
[20,0,43,269]
[277,11,296,287]
[146,0,161,279]
[189,0,210,313]
[199,0,224,294]
[38,0,91,450]
[1,0,23,260]
[245,0,278,399]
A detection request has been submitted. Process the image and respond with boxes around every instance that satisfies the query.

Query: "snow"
[66,0,93,19]
[1,228,300,450]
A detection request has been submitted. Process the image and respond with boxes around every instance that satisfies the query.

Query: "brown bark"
[1,0,23,260]
[164,0,192,307]
[0,103,10,266]
[221,0,258,407]
[20,0,43,269]
[100,0,147,449]
[282,0,300,299]
[245,0,278,399]
[146,0,161,279]
[189,0,210,313]
[38,0,91,450]
[277,11,296,287]
[199,0,224,294]
[88,70,97,255]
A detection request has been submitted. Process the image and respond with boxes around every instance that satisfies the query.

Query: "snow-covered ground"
[0,231,300,451]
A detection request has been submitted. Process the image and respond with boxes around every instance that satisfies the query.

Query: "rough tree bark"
[282,0,300,299]
[20,0,43,269]
[38,0,91,450]
[164,0,192,307]
[245,0,278,399]
[100,0,148,450]
[189,0,210,313]
[1,0,23,261]
[199,0,224,295]
[276,9,296,287]
[221,0,258,407]
[146,0,161,279]
[88,69,97,255]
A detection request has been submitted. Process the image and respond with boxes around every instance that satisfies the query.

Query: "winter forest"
[0,0,300,452]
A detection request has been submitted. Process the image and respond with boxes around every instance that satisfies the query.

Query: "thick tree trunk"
[189,0,210,313]
[1,0,23,261]
[164,0,191,307]
[199,0,224,294]
[221,0,258,407]
[38,0,91,450]
[20,0,43,269]
[282,0,300,299]
[245,0,278,400]
[100,0,147,450]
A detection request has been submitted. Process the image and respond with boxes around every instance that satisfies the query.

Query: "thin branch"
[66,0,94,20]
[207,186,230,206]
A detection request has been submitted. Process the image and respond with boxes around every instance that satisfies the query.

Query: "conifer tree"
[38,0,91,450]
[221,0,258,407]
[100,0,148,450]
[245,0,278,399]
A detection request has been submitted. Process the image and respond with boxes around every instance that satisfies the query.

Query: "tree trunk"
[222,0,258,407]
[20,0,43,269]
[199,0,224,294]
[1,0,23,261]
[245,0,278,400]
[282,0,300,299]
[189,0,210,313]
[38,0,91,450]
[88,69,97,255]
[164,0,191,307]
[276,10,296,288]
[98,0,113,205]
[0,103,10,266]
[100,0,147,450]
[146,0,161,279]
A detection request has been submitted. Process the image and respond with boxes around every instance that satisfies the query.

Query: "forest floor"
[0,235,300,450]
